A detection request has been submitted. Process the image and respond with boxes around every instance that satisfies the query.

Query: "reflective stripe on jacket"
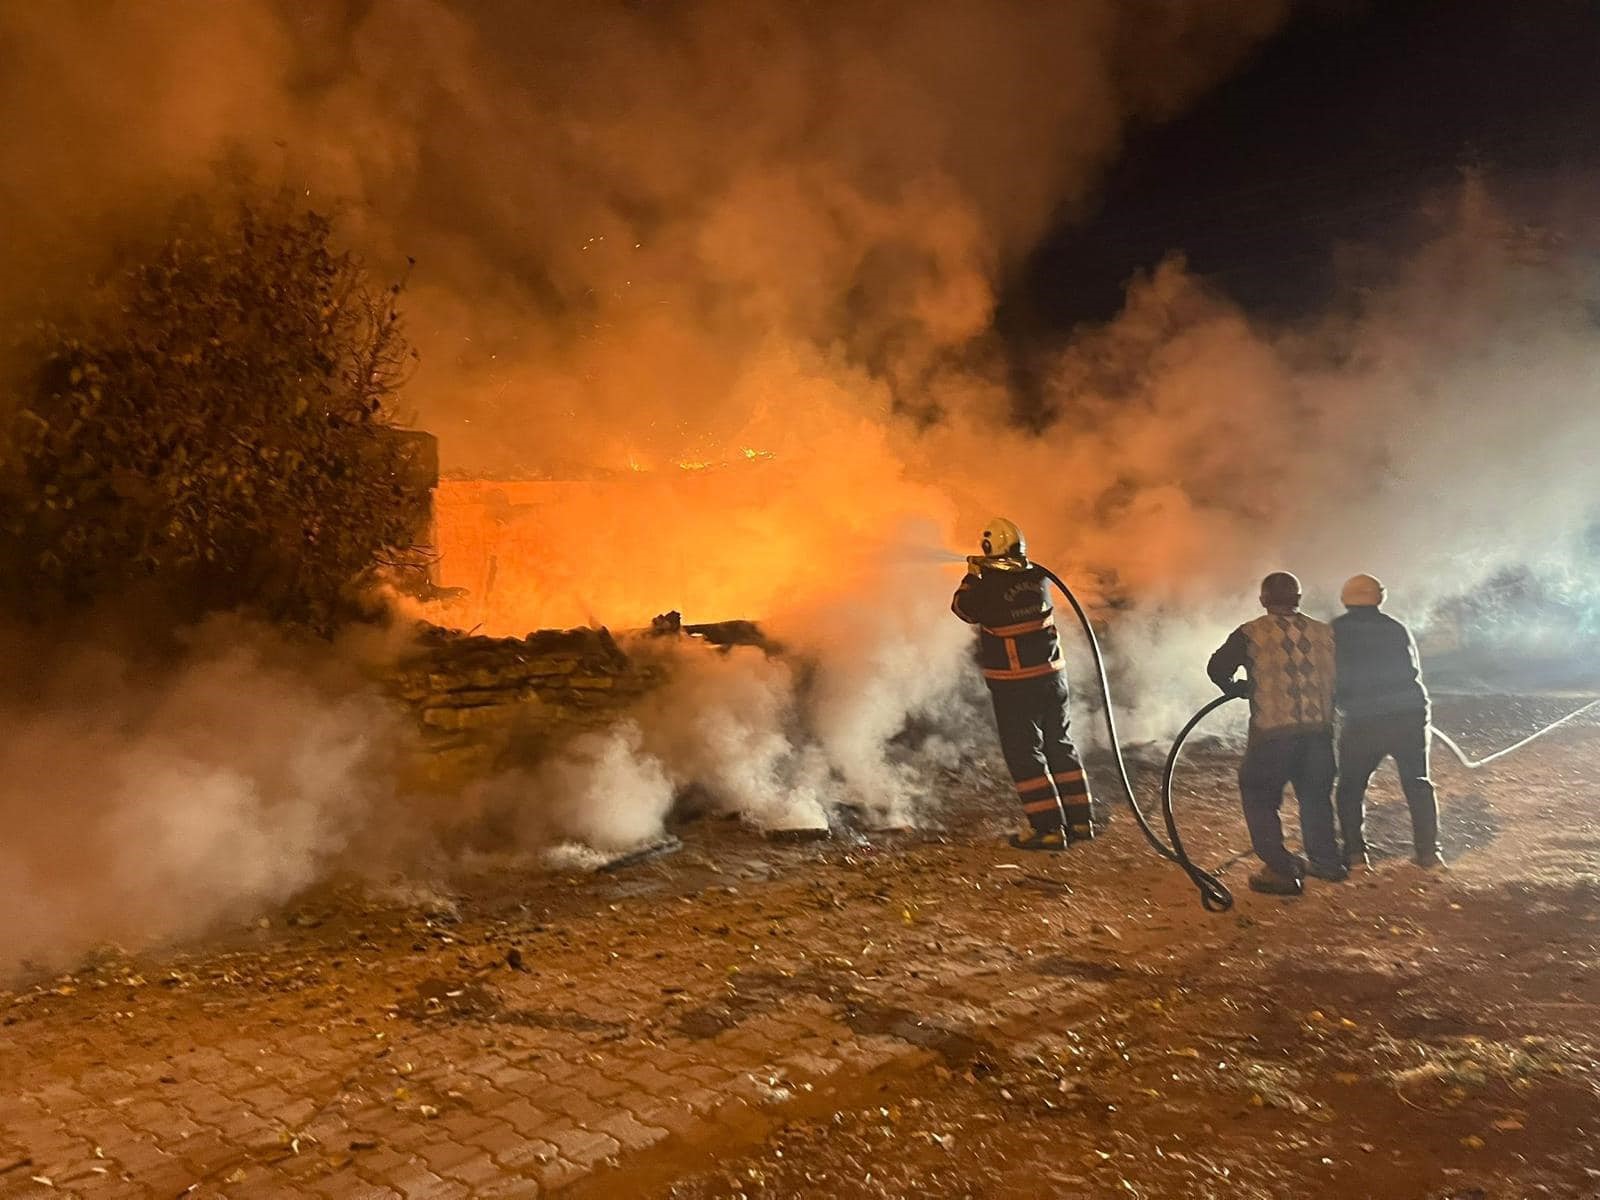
[951,561,1063,685]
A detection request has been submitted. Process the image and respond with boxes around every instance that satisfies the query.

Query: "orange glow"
[430,461,858,632]
[428,430,959,636]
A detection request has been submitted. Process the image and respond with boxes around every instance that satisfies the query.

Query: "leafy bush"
[0,200,431,630]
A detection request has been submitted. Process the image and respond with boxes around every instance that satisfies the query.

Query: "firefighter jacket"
[951,560,1063,686]
[1332,607,1429,720]
[1208,611,1336,739]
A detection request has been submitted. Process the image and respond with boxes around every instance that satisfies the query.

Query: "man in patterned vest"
[1207,571,1346,895]
[951,517,1094,852]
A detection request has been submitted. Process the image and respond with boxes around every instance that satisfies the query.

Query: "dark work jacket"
[951,560,1063,688]
[1332,606,1429,720]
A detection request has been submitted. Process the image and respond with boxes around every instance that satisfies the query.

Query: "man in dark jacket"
[1208,571,1345,895]
[951,517,1093,851]
[1332,573,1443,870]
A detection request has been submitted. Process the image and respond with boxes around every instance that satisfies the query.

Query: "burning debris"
[649,611,775,652]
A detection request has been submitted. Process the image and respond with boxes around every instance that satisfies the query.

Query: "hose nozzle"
[967,554,1028,575]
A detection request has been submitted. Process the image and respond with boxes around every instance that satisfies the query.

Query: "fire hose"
[1034,565,1237,912]
[1428,700,1600,768]
[1158,680,1599,900]
[1030,561,1599,913]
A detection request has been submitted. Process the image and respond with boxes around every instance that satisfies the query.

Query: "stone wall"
[389,627,661,792]
[386,621,770,793]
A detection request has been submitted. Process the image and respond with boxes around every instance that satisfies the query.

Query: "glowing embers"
[676,447,773,472]
[619,447,773,474]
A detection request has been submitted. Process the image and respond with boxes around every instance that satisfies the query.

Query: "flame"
[432,472,809,629]
[427,350,964,635]
[428,435,955,633]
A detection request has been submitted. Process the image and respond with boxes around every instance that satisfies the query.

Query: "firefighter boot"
[1009,826,1068,852]
[1011,789,1068,852]
[1062,795,1094,845]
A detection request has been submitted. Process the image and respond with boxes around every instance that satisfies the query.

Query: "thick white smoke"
[927,178,1600,737]
[0,619,411,975]
[6,2,1600,971]
[626,543,982,834]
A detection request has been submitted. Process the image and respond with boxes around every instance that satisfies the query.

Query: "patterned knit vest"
[1239,612,1336,736]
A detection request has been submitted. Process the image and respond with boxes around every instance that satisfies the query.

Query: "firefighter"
[1208,571,1345,895]
[1332,573,1444,870]
[951,518,1093,851]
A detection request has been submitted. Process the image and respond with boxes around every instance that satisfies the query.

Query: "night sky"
[1002,0,1600,340]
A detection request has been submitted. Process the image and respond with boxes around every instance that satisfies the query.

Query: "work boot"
[1065,823,1095,845]
[1344,846,1372,872]
[1415,850,1447,870]
[1305,859,1350,883]
[1008,828,1068,852]
[1247,866,1304,896]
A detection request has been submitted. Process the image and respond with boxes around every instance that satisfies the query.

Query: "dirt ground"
[611,697,1600,1200]
[1,695,1596,1199]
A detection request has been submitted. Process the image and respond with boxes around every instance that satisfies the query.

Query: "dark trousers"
[990,674,1092,834]
[1239,730,1339,877]
[1337,712,1440,859]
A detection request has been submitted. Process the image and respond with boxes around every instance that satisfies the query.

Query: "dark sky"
[1000,0,1600,341]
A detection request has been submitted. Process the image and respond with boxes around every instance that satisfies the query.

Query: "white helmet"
[980,517,1026,559]
[1341,573,1386,607]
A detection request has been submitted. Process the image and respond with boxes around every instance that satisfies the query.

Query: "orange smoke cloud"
[11,4,1597,713]
[431,345,960,631]
[0,0,1295,639]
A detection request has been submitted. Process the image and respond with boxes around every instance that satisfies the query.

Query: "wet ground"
[1,696,1596,1198]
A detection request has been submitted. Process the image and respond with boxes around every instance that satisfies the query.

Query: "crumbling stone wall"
[389,627,662,792]
[386,620,773,795]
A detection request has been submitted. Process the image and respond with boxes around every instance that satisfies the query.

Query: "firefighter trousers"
[1239,729,1340,877]
[988,673,1092,835]
[1336,712,1440,861]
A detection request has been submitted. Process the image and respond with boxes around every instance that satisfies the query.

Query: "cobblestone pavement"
[2,702,1597,1198]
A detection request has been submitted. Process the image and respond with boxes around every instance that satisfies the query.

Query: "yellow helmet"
[980,517,1026,558]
